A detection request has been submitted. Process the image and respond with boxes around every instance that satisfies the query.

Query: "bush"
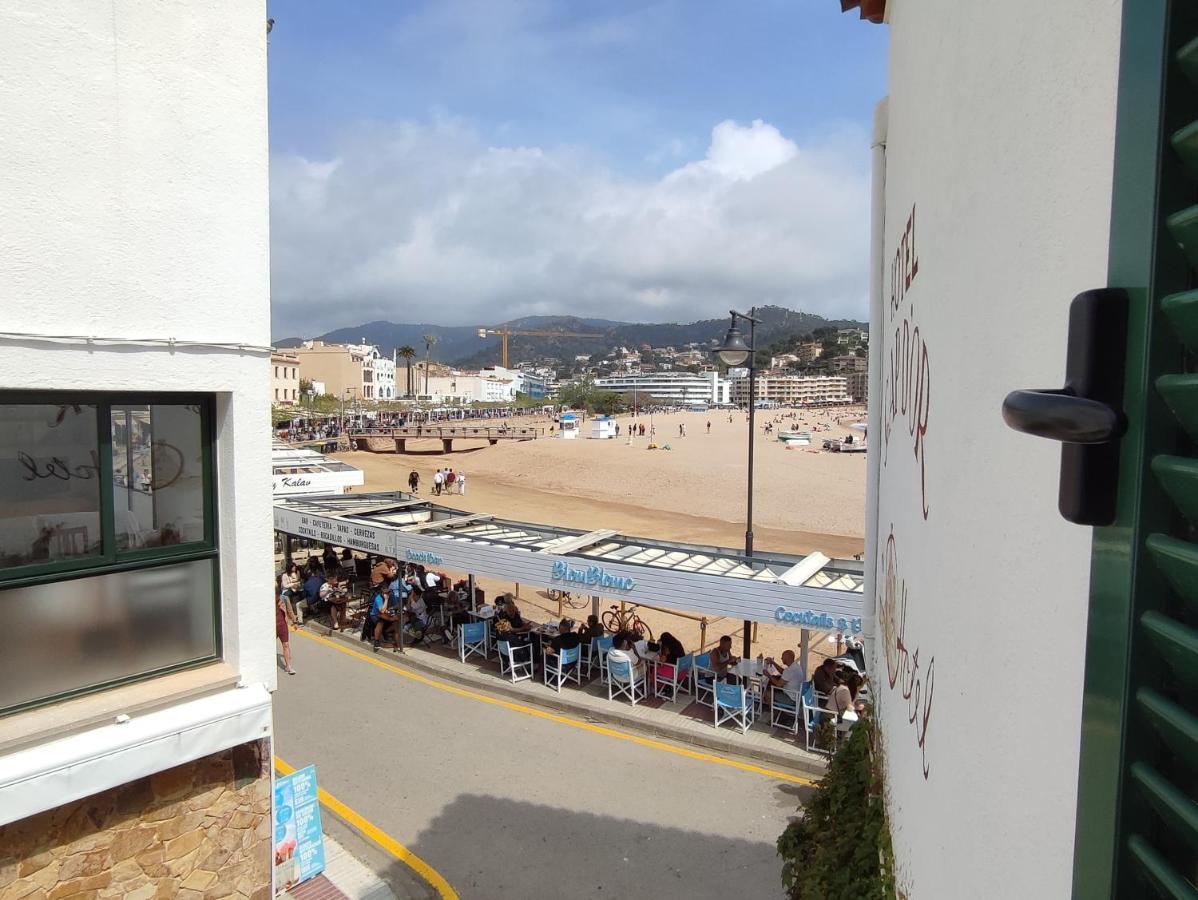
[777,712,895,899]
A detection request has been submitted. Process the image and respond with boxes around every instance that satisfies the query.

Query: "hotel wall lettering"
[882,203,931,521]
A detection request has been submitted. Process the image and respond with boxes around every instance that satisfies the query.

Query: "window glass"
[0,558,217,713]
[111,404,206,549]
[0,404,101,567]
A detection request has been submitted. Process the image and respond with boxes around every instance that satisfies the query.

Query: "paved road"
[273,632,811,900]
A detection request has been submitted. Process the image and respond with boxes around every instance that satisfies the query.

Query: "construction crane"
[477,327,604,368]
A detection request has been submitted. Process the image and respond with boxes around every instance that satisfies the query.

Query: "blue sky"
[267,1,888,334]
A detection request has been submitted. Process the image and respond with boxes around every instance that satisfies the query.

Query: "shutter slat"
[1157,375,1198,443]
[1166,205,1198,270]
[1152,455,1198,523]
[1172,121,1198,179]
[1141,611,1198,690]
[1161,290,1198,354]
[1126,835,1198,899]
[1178,33,1198,89]
[1137,687,1198,768]
[1129,762,1198,851]
[1146,533,1198,616]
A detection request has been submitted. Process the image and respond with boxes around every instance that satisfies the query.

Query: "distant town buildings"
[271,351,301,406]
[728,374,851,406]
[291,339,396,401]
[594,371,729,406]
[827,354,868,373]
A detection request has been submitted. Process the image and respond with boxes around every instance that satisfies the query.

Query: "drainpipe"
[862,96,888,679]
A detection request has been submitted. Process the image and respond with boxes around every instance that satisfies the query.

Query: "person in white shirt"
[424,570,441,591]
[456,470,466,494]
[433,469,444,496]
[764,650,805,706]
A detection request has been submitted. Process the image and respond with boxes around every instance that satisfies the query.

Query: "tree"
[397,346,417,397]
[421,335,438,397]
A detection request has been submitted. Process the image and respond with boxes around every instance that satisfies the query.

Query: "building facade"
[271,351,301,406]
[847,0,1173,898]
[0,3,274,898]
[728,374,849,406]
[593,371,728,405]
[846,370,868,403]
[291,340,394,401]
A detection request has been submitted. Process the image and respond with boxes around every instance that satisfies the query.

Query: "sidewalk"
[303,622,829,779]
[283,833,398,900]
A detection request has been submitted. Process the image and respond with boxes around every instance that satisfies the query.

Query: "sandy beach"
[326,405,866,661]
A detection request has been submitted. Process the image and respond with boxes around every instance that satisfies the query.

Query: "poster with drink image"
[274,765,326,894]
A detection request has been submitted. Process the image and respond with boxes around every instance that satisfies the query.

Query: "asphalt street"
[272,632,812,899]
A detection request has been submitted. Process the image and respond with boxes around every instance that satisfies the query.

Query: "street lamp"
[713,308,760,659]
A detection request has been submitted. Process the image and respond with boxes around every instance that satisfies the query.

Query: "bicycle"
[601,603,654,641]
[547,588,591,610]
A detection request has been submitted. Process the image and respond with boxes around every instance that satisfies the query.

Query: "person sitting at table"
[764,650,805,704]
[823,668,863,720]
[404,585,429,645]
[580,614,605,642]
[545,618,583,665]
[710,635,740,684]
[323,575,349,632]
[322,545,339,572]
[609,630,646,674]
[370,574,400,651]
[654,631,687,682]
[812,658,838,697]
[494,596,533,644]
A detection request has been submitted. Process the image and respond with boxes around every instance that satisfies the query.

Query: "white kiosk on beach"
[559,412,580,440]
[590,416,616,440]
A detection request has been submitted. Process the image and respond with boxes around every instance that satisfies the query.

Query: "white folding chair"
[497,640,533,683]
[769,685,801,735]
[582,636,613,681]
[692,653,716,708]
[714,682,755,733]
[458,621,488,663]
[801,683,838,755]
[543,645,582,692]
[607,655,647,706]
[654,654,694,703]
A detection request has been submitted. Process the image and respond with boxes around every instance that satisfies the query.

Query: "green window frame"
[0,392,221,714]
[0,392,218,589]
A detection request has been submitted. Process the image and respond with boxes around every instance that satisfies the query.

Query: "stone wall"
[0,739,272,900]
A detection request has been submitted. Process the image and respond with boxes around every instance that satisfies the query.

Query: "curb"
[303,623,828,780]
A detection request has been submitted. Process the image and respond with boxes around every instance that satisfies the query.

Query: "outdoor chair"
[769,685,802,736]
[543,645,582,693]
[458,621,489,664]
[801,682,839,755]
[692,653,716,707]
[582,636,614,681]
[497,640,534,683]
[607,656,647,706]
[714,681,755,734]
[653,653,694,703]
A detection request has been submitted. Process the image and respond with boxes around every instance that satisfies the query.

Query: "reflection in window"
[111,404,206,549]
[0,405,101,567]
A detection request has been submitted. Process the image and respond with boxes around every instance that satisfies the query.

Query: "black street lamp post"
[713,308,760,659]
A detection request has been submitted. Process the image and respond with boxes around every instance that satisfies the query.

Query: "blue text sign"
[273,765,325,893]
[551,560,635,592]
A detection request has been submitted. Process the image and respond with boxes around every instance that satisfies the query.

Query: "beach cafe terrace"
[273,491,866,635]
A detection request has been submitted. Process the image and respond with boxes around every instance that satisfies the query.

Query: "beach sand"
[329,406,866,663]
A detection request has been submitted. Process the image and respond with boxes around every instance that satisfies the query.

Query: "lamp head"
[714,320,751,367]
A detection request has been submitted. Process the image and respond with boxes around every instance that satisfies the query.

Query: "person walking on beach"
[433,468,443,496]
[446,469,456,492]
[706,420,711,434]
[457,470,466,494]
[408,470,420,493]
[678,423,684,438]
[681,422,687,437]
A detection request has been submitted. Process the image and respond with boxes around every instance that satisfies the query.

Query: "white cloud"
[269,117,870,334]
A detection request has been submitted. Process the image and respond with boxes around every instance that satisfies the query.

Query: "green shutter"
[1073,2,1198,897]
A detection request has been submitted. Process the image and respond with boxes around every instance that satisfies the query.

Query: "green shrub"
[777,713,895,899]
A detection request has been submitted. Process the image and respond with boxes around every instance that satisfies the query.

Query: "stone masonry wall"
[0,738,272,900]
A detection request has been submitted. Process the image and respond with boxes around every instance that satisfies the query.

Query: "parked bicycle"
[601,603,654,641]
[547,588,590,610]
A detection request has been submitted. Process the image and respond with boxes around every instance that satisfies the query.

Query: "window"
[0,394,218,714]
[275,388,279,400]
[274,366,279,378]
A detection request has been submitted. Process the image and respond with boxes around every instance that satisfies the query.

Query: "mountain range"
[275,306,866,368]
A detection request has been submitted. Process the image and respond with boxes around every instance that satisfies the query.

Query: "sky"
[267,1,888,336]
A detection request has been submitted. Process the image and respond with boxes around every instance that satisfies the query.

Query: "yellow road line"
[294,628,814,786]
[275,756,459,900]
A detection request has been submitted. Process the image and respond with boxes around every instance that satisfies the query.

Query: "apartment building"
[0,4,274,897]
[728,374,850,406]
[272,350,301,406]
[594,371,728,405]
[291,340,395,401]
[846,370,868,402]
[796,341,824,363]
[827,354,868,373]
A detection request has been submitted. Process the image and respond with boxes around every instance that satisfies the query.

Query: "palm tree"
[397,346,417,397]
[422,334,438,397]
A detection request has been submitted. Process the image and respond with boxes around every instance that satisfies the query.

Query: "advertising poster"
[274,765,326,894]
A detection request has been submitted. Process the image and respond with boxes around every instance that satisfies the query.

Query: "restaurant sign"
[275,509,393,556]
[405,549,444,565]
[551,560,635,592]
[273,765,325,895]
[775,606,863,634]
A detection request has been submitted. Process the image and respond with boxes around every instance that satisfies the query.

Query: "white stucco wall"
[0,0,273,692]
[866,1,1124,896]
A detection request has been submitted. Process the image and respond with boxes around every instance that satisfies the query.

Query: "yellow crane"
[477,327,605,368]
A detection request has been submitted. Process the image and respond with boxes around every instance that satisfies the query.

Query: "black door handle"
[1001,288,1128,526]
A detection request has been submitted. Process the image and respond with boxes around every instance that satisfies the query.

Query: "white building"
[346,341,397,401]
[594,371,727,406]
[421,369,519,404]
[728,374,850,407]
[846,1,1187,898]
[0,3,274,896]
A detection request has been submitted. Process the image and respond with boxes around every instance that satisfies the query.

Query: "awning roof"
[840,0,886,24]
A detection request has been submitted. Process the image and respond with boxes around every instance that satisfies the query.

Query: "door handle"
[1001,288,1129,526]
